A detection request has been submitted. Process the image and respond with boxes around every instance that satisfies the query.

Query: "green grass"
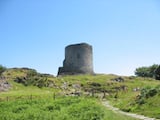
[104,77,160,119]
[58,75,160,119]
[0,81,57,98]
[1,68,160,119]
[0,97,138,120]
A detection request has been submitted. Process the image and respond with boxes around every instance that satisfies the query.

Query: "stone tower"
[58,43,94,75]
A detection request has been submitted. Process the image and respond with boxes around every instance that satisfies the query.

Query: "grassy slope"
[58,75,160,119]
[0,97,138,120]
[1,68,160,119]
[1,68,58,97]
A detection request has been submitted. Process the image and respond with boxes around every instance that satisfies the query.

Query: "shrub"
[14,69,55,88]
[0,65,6,76]
[154,66,160,80]
[135,64,159,78]
[136,85,160,105]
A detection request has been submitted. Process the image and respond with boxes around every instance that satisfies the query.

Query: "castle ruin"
[58,43,94,75]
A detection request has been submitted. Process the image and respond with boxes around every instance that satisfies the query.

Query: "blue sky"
[1,0,160,76]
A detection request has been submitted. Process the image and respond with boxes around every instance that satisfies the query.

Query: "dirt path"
[102,100,158,120]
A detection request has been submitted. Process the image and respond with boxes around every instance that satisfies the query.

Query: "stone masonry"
[58,43,94,75]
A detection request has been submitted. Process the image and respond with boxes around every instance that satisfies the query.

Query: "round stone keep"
[58,43,94,75]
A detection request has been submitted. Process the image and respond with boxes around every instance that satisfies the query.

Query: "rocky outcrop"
[0,76,11,91]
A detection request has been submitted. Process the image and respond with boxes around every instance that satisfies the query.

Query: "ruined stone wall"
[58,43,94,75]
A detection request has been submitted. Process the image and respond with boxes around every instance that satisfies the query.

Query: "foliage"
[114,84,160,119]
[135,64,159,79]
[12,69,55,88]
[0,65,7,76]
[136,85,160,105]
[154,66,160,80]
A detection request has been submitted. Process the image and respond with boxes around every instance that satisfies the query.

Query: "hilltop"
[0,67,160,119]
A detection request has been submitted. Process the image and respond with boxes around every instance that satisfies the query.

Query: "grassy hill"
[0,67,160,119]
[0,97,138,120]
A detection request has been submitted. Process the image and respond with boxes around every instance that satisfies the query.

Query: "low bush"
[0,65,6,76]
[136,85,160,105]
[14,72,54,88]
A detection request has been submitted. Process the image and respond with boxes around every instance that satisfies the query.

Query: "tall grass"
[0,97,138,120]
